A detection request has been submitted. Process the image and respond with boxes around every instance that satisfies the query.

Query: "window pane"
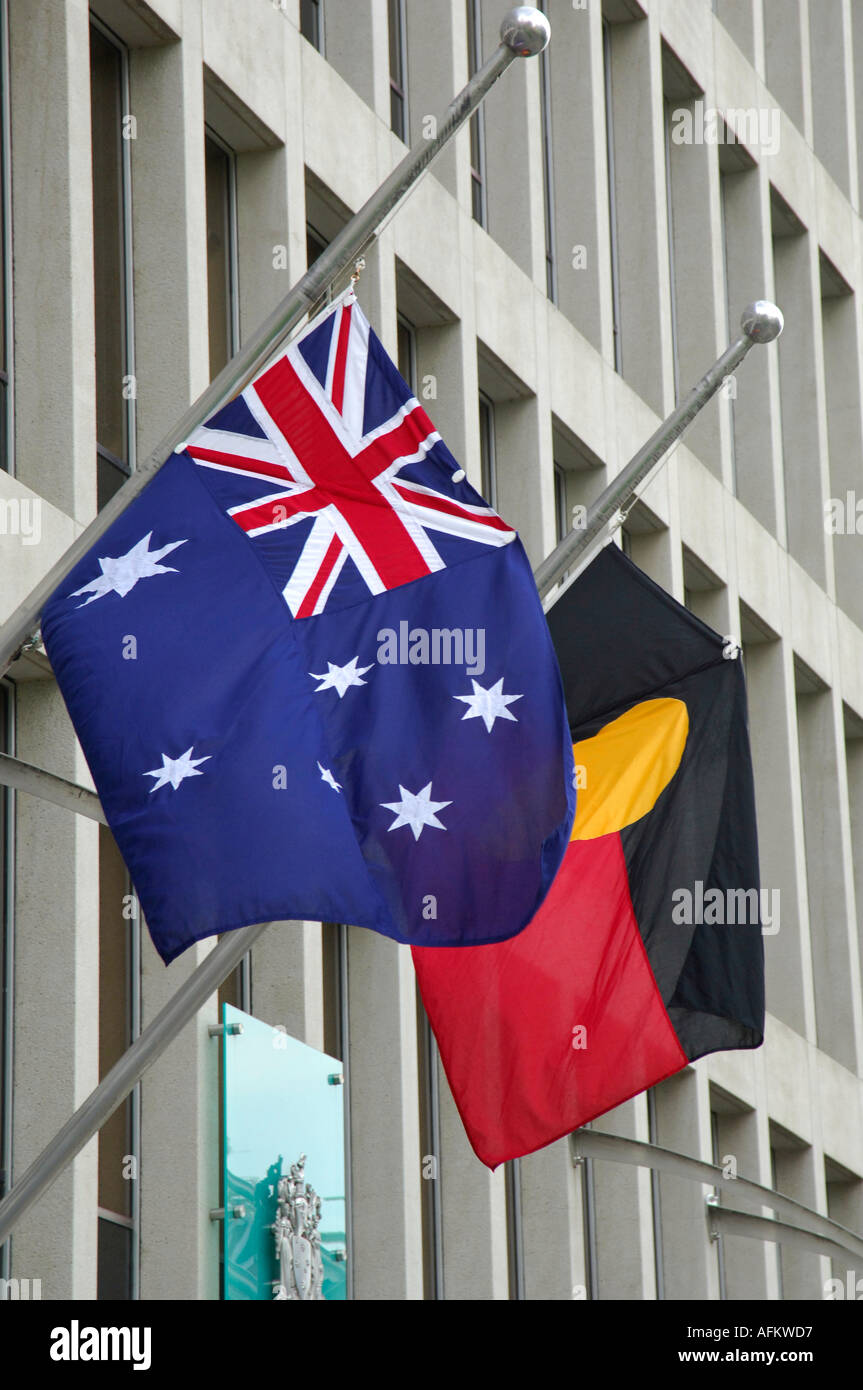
[306,224,328,270]
[479,395,496,508]
[300,0,322,51]
[205,135,233,380]
[98,825,131,1219]
[554,464,567,542]
[0,380,7,477]
[97,448,128,511]
[97,1217,132,1300]
[0,686,8,1214]
[467,0,485,225]
[397,317,415,391]
[0,34,6,379]
[321,922,344,1062]
[90,26,127,463]
[389,0,406,140]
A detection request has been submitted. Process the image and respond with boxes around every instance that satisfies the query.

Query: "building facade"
[1,0,863,1300]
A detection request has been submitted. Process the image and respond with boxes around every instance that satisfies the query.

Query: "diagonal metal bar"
[707,1204,856,1263]
[571,1129,863,1264]
[0,752,106,824]
[0,921,269,1248]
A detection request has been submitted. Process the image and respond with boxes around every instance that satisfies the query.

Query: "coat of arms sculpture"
[272,1154,325,1300]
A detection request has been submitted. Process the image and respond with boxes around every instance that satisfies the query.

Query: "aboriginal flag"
[413,545,764,1168]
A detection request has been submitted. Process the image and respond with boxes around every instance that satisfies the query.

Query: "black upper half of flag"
[547,544,765,1062]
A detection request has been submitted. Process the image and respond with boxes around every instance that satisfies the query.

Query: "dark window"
[663,99,680,402]
[97,1216,133,1300]
[0,1,10,475]
[416,986,443,1299]
[479,391,496,508]
[647,1088,664,1300]
[466,0,487,226]
[306,223,329,271]
[321,922,352,1298]
[710,1109,728,1300]
[90,23,133,507]
[97,826,140,1298]
[602,20,622,373]
[300,0,324,52]
[554,463,567,542]
[537,1,557,301]
[397,314,417,392]
[388,0,408,140]
[205,132,238,380]
[0,682,11,1286]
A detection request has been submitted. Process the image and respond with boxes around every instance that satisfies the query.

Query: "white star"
[381,782,452,841]
[317,761,342,793]
[454,677,523,733]
[309,656,373,698]
[70,532,188,607]
[143,746,211,793]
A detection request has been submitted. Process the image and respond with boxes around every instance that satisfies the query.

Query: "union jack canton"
[185,293,515,617]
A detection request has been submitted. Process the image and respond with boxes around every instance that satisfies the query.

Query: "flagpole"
[0,753,106,824]
[0,6,551,680]
[0,921,269,1249]
[534,301,784,605]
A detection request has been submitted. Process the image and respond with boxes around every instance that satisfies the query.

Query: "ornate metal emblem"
[272,1154,325,1300]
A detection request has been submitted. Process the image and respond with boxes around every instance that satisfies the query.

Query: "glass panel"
[306,223,328,270]
[0,685,8,1214]
[300,0,322,51]
[223,1004,347,1300]
[554,463,567,542]
[205,135,233,380]
[389,0,406,140]
[467,0,486,225]
[90,26,127,464]
[397,317,415,391]
[97,448,128,511]
[0,378,6,478]
[321,922,343,1061]
[0,31,6,381]
[479,393,496,508]
[98,825,131,1219]
[97,1217,132,1300]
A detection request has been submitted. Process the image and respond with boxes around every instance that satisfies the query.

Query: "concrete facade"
[1,0,862,1300]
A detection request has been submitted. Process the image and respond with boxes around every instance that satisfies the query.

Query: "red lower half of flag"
[413,833,688,1169]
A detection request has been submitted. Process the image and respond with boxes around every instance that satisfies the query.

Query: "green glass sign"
[222,1003,347,1300]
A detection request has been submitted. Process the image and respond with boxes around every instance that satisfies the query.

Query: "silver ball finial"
[500,6,551,57]
[740,300,784,344]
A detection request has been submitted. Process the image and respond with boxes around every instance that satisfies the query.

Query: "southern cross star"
[317,761,342,793]
[454,677,523,733]
[381,782,452,841]
[309,656,373,698]
[70,532,188,607]
[144,747,211,793]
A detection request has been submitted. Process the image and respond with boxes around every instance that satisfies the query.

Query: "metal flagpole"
[0,752,106,824]
[0,5,552,1252]
[534,300,784,605]
[0,6,551,680]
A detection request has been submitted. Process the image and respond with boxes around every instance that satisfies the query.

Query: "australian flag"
[42,292,575,963]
